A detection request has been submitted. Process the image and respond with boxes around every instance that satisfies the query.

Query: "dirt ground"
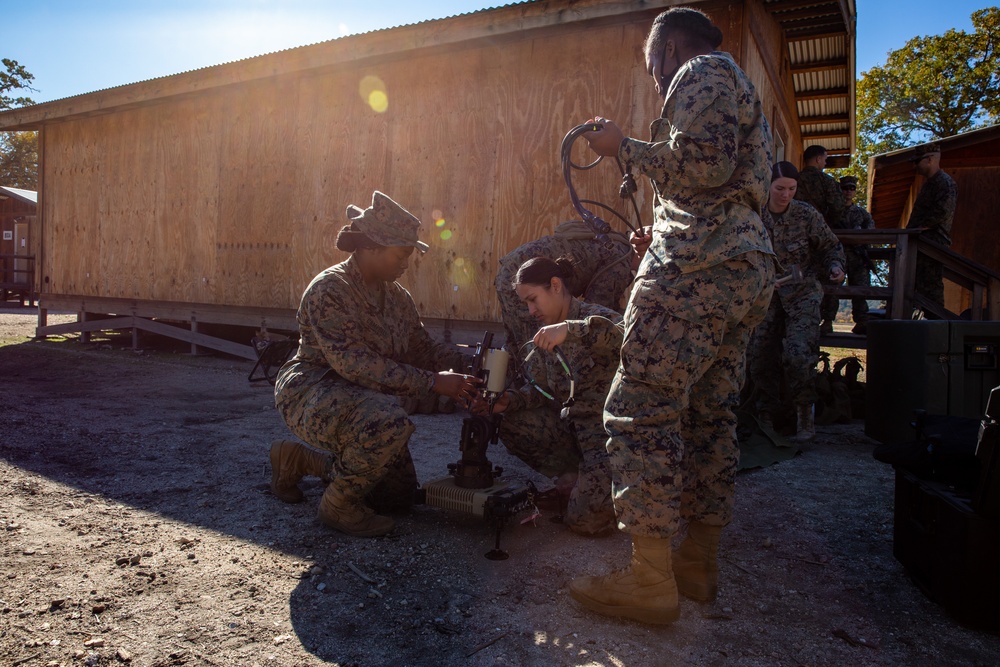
[2,305,999,667]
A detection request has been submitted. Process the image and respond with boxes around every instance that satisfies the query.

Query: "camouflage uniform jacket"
[845,203,875,231]
[276,255,467,398]
[905,170,957,246]
[844,202,875,257]
[764,200,846,300]
[794,166,845,229]
[506,298,624,417]
[618,51,774,275]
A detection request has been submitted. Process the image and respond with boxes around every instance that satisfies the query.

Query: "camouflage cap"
[909,143,941,162]
[346,191,429,253]
[839,175,858,188]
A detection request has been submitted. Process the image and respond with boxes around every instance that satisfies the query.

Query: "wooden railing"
[824,229,1000,342]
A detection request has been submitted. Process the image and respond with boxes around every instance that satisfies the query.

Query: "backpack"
[814,352,866,425]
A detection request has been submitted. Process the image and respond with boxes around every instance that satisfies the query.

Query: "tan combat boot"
[317,484,394,537]
[568,535,680,624]
[793,404,815,441]
[269,440,330,503]
[673,521,722,602]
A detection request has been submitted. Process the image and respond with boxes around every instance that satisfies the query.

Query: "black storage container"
[893,468,1000,632]
[866,320,1000,445]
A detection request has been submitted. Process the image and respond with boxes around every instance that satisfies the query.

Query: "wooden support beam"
[795,87,848,101]
[785,29,847,42]
[791,59,847,74]
[798,113,849,124]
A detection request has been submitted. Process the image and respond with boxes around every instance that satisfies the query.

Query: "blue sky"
[2,0,995,104]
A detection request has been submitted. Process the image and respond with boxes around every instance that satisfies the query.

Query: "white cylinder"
[482,348,510,393]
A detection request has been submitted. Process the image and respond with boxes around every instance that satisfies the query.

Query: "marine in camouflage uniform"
[566,7,775,625]
[839,176,875,330]
[607,48,775,538]
[749,200,845,418]
[795,150,846,327]
[499,299,624,536]
[905,144,957,310]
[495,224,633,358]
[272,192,475,536]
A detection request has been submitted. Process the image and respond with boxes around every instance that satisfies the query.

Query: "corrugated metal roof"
[764,0,856,165]
[0,186,38,205]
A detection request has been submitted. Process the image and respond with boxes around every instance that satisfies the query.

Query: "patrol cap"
[909,143,941,162]
[839,175,858,189]
[346,191,429,253]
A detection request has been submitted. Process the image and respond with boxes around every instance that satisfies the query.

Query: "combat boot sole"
[569,575,680,625]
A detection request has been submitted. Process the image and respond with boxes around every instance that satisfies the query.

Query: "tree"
[0,58,38,189]
[0,131,37,189]
[840,7,1000,206]
[1,57,36,111]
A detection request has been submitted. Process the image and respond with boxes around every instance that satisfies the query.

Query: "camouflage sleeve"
[304,287,436,397]
[620,63,738,189]
[860,206,875,230]
[405,322,469,374]
[907,176,957,231]
[824,176,846,229]
[809,209,846,272]
[564,316,625,355]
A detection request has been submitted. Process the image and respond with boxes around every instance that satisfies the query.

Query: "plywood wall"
[39,2,792,325]
[41,12,666,323]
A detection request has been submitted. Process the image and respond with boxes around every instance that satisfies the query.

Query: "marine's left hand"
[829,265,845,283]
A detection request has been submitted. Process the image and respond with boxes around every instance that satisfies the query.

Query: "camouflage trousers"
[604,251,774,537]
[914,253,945,310]
[499,407,615,535]
[275,379,419,512]
[749,283,823,414]
[821,252,870,324]
[844,251,871,324]
[819,291,839,323]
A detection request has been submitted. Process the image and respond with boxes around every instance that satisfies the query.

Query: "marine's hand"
[470,391,510,415]
[533,323,569,352]
[583,117,625,157]
[829,265,845,283]
[631,226,652,268]
[432,371,482,402]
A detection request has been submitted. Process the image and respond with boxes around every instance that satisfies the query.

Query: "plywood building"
[0,0,857,357]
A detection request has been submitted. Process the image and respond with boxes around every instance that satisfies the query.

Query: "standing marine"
[570,7,775,625]
[795,144,846,334]
[905,142,957,313]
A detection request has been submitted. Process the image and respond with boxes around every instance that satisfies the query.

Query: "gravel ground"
[1,305,999,667]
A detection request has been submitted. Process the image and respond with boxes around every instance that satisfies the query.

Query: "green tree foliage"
[0,131,38,189]
[1,58,38,189]
[840,7,1000,207]
[1,58,36,111]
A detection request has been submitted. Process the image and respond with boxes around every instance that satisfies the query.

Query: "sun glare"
[359,75,389,113]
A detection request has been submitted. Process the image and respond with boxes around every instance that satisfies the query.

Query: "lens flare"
[449,255,475,289]
[439,229,453,241]
[359,75,388,113]
[435,218,447,228]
